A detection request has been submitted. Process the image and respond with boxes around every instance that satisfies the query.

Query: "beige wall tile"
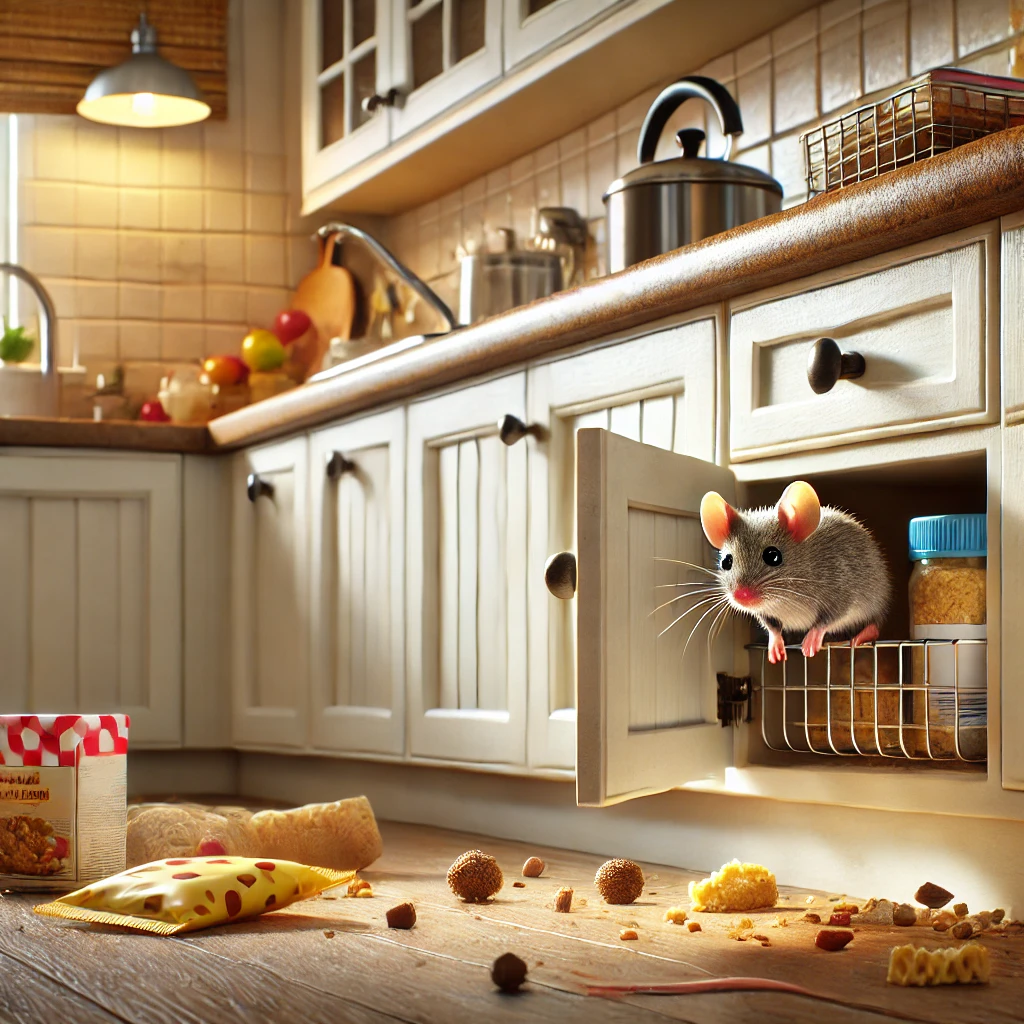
[118,132,161,187]
[205,235,246,285]
[615,130,637,177]
[417,218,440,279]
[161,147,205,189]
[560,128,587,159]
[162,285,205,322]
[75,186,118,229]
[863,0,909,93]
[205,190,245,232]
[29,182,75,227]
[161,321,206,361]
[205,324,245,356]
[75,125,118,185]
[161,189,204,231]
[510,153,535,184]
[559,153,587,219]
[770,130,809,202]
[510,178,536,247]
[910,0,954,73]
[119,321,161,360]
[40,278,76,320]
[737,142,772,174]
[820,14,863,113]
[245,234,287,286]
[246,193,287,233]
[773,8,820,52]
[586,140,616,221]
[736,34,772,74]
[737,63,773,146]
[957,0,1012,55]
[535,165,560,208]
[247,154,286,193]
[206,285,248,322]
[76,320,118,360]
[118,233,162,282]
[821,0,862,28]
[75,231,118,280]
[118,284,161,320]
[587,112,617,146]
[246,287,288,328]
[162,234,205,284]
[118,189,160,230]
[76,281,117,318]
[205,149,245,190]
[958,47,1011,71]
[287,235,318,289]
[534,140,561,170]
[33,120,76,182]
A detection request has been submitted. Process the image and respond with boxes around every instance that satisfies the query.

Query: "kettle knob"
[675,128,706,158]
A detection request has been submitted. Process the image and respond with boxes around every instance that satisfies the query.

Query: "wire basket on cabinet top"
[801,67,1024,195]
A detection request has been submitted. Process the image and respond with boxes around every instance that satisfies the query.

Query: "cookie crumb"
[619,928,639,940]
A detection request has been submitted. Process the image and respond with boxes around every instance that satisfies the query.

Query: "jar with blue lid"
[907,514,986,753]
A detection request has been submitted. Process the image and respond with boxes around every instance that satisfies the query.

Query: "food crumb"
[323,930,335,939]
[554,887,573,913]
[385,902,416,929]
[751,933,771,946]
[953,902,968,918]
[513,881,526,888]
[348,878,371,896]
[522,857,545,878]
[687,921,702,933]
[801,912,821,924]
[322,896,337,901]
[663,906,688,924]
[491,952,528,993]
[805,896,815,904]
[773,916,789,928]
[620,929,639,940]
[834,902,859,914]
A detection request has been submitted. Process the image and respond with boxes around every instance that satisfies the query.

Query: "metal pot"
[604,75,783,272]
[458,228,563,324]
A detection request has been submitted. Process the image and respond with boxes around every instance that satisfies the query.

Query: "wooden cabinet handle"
[325,451,356,480]
[545,551,577,599]
[806,337,866,395]
[498,413,545,446]
[246,473,274,503]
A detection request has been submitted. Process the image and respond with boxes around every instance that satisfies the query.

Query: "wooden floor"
[1,820,1022,1023]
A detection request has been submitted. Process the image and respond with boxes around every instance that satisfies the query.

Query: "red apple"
[203,354,250,387]
[273,309,312,345]
[139,400,171,423]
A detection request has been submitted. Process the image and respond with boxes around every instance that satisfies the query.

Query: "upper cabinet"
[503,0,619,71]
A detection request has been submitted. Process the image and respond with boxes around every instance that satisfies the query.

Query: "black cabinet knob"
[246,473,274,503]
[806,337,866,395]
[361,88,402,114]
[544,551,577,599]
[498,413,545,446]
[325,451,356,480]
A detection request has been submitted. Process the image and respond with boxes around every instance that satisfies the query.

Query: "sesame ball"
[447,850,503,903]
[595,858,644,905]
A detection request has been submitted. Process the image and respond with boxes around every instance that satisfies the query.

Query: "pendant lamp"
[77,12,211,128]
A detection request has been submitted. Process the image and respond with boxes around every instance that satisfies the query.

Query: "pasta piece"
[886,943,990,986]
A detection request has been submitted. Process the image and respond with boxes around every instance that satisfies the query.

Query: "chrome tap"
[0,263,57,376]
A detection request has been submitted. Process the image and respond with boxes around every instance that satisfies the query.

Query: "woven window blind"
[0,0,228,118]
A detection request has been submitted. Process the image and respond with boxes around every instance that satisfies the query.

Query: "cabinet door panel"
[232,438,309,749]
[0,454,182,746]
[389,0,502,140]
[575,429,734,806]
[407,374,527,764]
[526,318,718,770]
[504,0,619,70]
[310,408,405,755]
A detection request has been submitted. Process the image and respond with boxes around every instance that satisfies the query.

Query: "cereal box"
[0,714,129,891]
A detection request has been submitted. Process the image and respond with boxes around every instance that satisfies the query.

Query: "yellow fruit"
[241,329,286,371]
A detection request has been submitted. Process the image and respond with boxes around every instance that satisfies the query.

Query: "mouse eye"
[762,546,783,566]
[720,553,733,571]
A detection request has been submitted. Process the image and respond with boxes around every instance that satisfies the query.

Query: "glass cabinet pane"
[412,4,444,89]
[321,0,345,69]
[454,0,485,61]
[352,0,376,47]
[321,74,346,147]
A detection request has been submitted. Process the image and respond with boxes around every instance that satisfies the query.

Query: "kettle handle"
[637,76,744,165]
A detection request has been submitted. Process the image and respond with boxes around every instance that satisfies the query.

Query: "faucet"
[0,263,57,376]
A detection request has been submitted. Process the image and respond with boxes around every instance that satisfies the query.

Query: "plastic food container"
[908,515,986,747]
[0,714,129,890]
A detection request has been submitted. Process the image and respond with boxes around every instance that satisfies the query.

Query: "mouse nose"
[733,586,761,607]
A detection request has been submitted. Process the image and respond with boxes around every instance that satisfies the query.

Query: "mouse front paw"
[767,631,786,664]
[801,626,827,659]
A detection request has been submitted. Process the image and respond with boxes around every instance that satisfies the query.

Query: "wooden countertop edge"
[0,417,212,454]
[208,126,1024,451]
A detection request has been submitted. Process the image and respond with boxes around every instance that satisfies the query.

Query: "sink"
[0,363,84,417]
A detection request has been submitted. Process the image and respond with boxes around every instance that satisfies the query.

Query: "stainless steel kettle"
[603,76,783,272]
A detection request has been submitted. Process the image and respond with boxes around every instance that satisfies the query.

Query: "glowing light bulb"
[131,92,156,117]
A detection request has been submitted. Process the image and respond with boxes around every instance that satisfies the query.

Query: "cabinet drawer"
[729,227,997,460]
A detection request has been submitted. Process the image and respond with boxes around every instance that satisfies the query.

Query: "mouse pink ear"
[777,480,820,543]
[700,491,738,548]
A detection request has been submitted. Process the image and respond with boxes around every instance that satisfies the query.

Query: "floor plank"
[0,949,127,1024]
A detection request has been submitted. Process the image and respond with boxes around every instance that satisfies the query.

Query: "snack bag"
[34,855,354,935]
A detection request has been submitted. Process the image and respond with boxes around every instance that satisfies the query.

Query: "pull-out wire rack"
[749,640,987,762]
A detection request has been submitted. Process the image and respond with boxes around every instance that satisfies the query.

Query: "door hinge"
[716,673,752,728]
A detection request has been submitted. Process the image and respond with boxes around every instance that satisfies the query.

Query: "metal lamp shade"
[77,16,210,128]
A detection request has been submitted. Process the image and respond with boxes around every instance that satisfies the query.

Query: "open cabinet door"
[574,429,736,806]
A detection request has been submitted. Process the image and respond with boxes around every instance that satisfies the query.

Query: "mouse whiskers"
[681,598,731,659]
[649,586,721,617]
[652,556,717,578]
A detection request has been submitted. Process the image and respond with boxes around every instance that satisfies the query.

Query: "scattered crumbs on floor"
[323,930,335,939]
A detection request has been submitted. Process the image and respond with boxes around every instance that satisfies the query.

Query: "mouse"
[698,480,890,664]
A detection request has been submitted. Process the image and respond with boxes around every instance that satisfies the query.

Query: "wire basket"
[750,639,987,762]
[801,67,1024,195]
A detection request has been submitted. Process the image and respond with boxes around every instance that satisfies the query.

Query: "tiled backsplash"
[387,0,1024,309]
[12,0,318,407]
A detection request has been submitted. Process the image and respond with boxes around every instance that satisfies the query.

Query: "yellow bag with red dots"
[33,855,354,934]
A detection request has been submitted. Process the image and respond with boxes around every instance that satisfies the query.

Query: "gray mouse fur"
[701,483,890,662]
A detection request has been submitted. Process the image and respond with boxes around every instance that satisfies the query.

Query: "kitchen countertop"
[1,819,1020,1023]
[10,124,1024,456]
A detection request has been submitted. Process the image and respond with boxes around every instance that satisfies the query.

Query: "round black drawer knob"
[807,337,866,395]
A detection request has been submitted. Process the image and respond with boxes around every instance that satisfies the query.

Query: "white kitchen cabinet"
[503,0,619,70]
[302,0,393,199]
[309,408,406,756]
[525,317,719,770]
[388,0,502,141]
[406,373,528,764]
[729,225,998,461]
[231,437,310,750]
[0,451,181,747]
